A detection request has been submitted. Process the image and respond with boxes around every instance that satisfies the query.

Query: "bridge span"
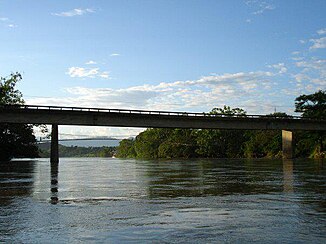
[1,104,325,130]
[1,104,325,160]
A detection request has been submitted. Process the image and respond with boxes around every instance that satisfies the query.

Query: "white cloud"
[317,28,326,35]
[267,63,287,74]
[294,59,326,86]
[67,66,110,79]
[291,51,300,55]
[291,57,304,61]
[296,59,326,75]
[67,67,99,78]
[99,71,110,79]
[85,60,97,65]
[52,8,95,17]
[246,0,275,15]
[0,17,17,28]
[293,73,309,83]
[110,53,120,57]
[29,70,279,114]
[0,17,9,21]
[299,40,306,44]
[253,4,275,15]
[309,37,326,50]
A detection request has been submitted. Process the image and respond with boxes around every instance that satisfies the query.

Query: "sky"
[1,0,325,139]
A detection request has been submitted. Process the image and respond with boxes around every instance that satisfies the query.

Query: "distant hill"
[38,143,116,158]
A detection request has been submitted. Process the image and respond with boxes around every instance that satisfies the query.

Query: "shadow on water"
[0,159,36,206]
[138,158,325,199]
[139,159,281,198]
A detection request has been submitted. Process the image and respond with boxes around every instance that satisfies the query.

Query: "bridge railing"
[0,104,320,120]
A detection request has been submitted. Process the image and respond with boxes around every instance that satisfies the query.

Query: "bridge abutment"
[50,124,59,164]
[282,130,293,159]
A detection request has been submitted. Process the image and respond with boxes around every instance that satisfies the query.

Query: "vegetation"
[0,73,40,161]
[295,90,326,158]
[38,143,116,158]
[117,92,326,159]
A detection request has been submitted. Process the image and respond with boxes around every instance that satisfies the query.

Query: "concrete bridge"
[1,104,325,161]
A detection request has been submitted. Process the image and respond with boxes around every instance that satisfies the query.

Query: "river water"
[0,158,325,243]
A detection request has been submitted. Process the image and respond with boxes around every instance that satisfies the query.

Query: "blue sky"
[1,0,325,138]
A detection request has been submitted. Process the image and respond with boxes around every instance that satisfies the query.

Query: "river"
[0,158,325,243]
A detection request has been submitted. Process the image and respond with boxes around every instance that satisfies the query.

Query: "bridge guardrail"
[0,104,323,121]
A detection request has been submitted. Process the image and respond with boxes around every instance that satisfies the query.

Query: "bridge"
[1,104,325,161]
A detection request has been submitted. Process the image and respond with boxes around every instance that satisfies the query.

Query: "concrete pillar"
[282,130,293,159]
[50,124,59,164]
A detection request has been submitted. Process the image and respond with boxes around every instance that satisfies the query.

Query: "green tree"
[295,90,326,156]
[243,112,290,158]
[243,130,282,158]
[210,105,246,117]
[196,106,247,158]
[116,139,136,158]
[158,129,197,158]
[0,73,39,161]
[134,128,171,158]
[295,90,326,119]
[195,129,224,157]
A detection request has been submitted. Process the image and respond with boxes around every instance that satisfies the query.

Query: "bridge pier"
[50,124,59,164]
[282,130,293,159]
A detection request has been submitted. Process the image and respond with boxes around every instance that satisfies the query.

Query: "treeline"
[116,91,326,160]
[38,143,116,158]
[116,127,324,159]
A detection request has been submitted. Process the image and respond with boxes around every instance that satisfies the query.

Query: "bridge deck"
[0,105,325,131]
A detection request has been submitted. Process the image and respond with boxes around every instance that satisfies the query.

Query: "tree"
[295,90,326,119]
[243,112,290,158]
[0,73,39,161]
[134,128,171,158]
[210,105,246,117]
[116,139,136,158]
[196,106,247,158]
[158,129,197,158]
[295,90,326,155]
[243,130,282,158]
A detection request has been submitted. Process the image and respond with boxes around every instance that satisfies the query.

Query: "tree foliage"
[0,72,24,105]
[295,90,326,119]
[115,139,136,158]
[0,73,39,161]
[210,105,246,117]
[295,90,326,156]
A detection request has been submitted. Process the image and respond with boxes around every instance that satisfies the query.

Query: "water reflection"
[50,162,59,204]
[0,160,35,205]
[283,159,294,193]
[143,159,287,198]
